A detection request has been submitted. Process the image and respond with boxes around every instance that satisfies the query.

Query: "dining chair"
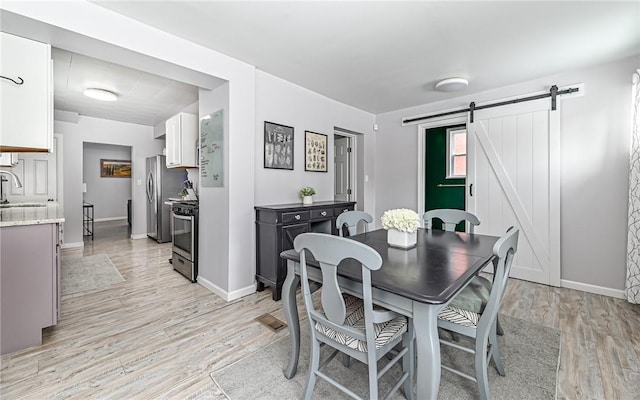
[437,227,519,400]
[294,232,414,400]
[336,210,373,237]
[423,209,504,336]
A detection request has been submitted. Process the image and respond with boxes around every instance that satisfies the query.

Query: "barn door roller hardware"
[403,85,579,124]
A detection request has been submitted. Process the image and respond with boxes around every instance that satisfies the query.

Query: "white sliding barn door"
[467,98,560,286]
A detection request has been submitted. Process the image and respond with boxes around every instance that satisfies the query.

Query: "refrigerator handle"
[147,171,154,204]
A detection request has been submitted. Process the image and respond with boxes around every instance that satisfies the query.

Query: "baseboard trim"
[94,217,127,222]
[130,234,148,240]
[560,279,625,299]
[228,284,258,301]
[61,241,84,249]
[197,276,256,301]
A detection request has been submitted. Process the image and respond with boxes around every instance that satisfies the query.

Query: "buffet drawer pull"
[321,211,327,216]
[294,214,301,220]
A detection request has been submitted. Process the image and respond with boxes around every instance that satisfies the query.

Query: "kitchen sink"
[0,203,48,208]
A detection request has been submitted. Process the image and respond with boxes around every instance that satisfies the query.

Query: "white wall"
[198,84,231,294]
[255,72,376,208]
[82,142,131,220]
[55,116,163,246]
[374,55,638,294]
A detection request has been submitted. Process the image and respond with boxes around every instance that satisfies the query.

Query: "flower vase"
[387,229,417,249]
[302,195,313,205]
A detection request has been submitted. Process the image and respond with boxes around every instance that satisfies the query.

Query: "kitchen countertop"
[0,202,65,227]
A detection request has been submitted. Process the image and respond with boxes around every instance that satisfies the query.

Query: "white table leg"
[413,301,441,399]
[282,260,301,379]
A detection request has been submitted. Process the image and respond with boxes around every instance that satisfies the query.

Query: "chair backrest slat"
[477,227,519,331]
[423,208,480,233]
[294,233,382,329]
[336,211,373,237]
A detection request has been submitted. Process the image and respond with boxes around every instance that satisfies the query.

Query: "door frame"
[334,130,357,203]
[416,115,468,222]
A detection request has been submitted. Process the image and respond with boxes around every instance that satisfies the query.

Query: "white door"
[334,135,351,201]
[9,136,58,202]
[467,98,560,286]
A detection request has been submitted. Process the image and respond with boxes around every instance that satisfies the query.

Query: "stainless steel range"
[171,201,198,282]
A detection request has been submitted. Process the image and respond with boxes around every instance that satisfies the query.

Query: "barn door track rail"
[403,85,579,125]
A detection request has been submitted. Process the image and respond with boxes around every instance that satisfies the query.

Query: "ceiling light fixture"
[83,88,118,101]
[435,77,469,92]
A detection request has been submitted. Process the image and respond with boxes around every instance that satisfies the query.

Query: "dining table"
[280,228,499,399]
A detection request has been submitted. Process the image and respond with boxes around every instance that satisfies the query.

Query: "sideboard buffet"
[255,200,356,300]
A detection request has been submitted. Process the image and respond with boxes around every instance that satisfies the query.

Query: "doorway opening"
[424,124,467,231]
[82,142,133,242]
[333,131,356,202]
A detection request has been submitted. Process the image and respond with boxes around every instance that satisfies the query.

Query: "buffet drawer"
[282,211,309,224]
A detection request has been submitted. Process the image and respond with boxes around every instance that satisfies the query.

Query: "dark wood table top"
[280,228,499,304]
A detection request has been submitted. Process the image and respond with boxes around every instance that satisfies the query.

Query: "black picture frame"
[304,131,328,172]
[264,121,294,170]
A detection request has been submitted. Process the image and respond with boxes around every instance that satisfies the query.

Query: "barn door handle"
[469,184,474,197]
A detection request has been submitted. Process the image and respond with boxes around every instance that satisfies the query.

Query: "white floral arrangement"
[381,208,420,233]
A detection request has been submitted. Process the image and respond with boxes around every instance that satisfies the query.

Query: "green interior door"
[425,125,466,231]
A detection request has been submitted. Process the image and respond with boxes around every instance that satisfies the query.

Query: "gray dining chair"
[423,209,504,336]
[437,227,519,400]
[336,210,373,237]
[294,232,414,400]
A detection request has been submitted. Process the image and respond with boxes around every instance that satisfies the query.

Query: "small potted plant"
[299,186,316,205]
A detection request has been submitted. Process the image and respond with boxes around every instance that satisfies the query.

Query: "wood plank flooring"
[1,220,639,399]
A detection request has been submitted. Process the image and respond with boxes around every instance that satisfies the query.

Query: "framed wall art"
[264,121,294,170]
[305,131,327,172]
[100,159,131,178]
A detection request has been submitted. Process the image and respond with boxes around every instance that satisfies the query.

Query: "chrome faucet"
[0,170,22,204]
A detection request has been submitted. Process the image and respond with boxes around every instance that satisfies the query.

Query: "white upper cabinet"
[0,32,53,153]
[166,112,198,168]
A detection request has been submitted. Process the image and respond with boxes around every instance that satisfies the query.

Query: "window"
[446,127,467,178]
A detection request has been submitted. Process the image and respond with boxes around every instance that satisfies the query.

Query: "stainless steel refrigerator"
[146,155,185,243]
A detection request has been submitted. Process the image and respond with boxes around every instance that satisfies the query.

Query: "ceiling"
[52,48,199,126]
[56,1,639,124]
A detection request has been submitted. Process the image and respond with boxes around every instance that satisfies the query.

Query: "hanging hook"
[0,75,24,85]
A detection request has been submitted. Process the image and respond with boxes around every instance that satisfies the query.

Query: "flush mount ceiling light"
[83,88,118,101]
[435,77,469,92]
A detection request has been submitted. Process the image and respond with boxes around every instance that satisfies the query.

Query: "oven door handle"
[173,214,193,221]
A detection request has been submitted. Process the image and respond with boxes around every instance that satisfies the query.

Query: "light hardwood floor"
[1,220,639,399]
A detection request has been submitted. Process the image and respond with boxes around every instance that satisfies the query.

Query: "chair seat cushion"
[315,294,407,352]
[438,304,480,328]
[449,275,491,314]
